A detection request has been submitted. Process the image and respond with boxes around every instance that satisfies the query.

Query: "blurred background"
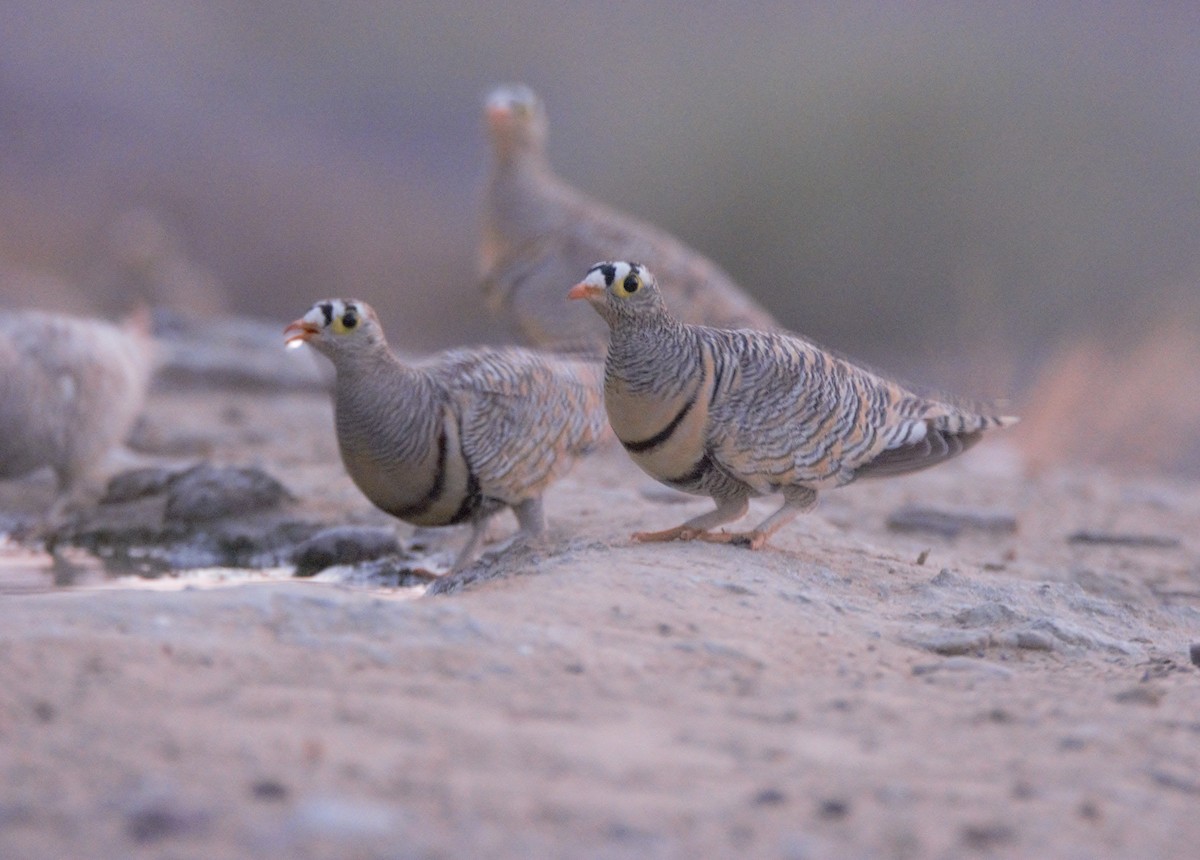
[2,2,1198,474]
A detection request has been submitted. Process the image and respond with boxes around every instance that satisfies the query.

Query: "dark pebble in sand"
[818,798,851,819]
[1067,530,1180,549]
[291,526,402,577]
[102,467,182,504]
[1113,685,1165,706]
[961,822,1015,849]
[1190,643,1200,668]
[164,464,292,523]
[125,801,211,843]
[250,779,289,801]
[887,506,1017,539]
[1149,769,1200,795]
[752,787,787,806]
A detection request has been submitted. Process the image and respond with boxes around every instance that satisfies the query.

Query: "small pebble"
[817,798,850,820]
[753,787,786,806]
[251,779,289,801]
[929,569,965,588]
[912,657,1013,680]
[1148,768,1200,795]
[953,602,1020,627]
[914,630,989,656]
[291,525,401,577]
[961,822,1015,849]
[1011,780,1036,799]
[164,464,291,523]
[1113,685,1164,706]
[887,506,1017,538]
[102,467,179,504]
[125,802,210,843]
[1067,530,1180,549]
[1005,630,1057,652]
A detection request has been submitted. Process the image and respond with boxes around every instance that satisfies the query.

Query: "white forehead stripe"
[487,84,536,111]
[305,299,351,327]
[586,261,639,287]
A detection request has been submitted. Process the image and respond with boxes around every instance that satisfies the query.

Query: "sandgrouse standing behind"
[481,84,776,353]
[569,262,1017,550]
[285,299,608,571]
[0,309,154,519]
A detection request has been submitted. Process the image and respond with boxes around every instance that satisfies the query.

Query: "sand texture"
[0,335,1198,859]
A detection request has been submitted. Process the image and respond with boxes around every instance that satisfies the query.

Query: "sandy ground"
[1,384,1199,859]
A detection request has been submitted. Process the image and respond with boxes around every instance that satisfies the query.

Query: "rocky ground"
[0,318,1198,859]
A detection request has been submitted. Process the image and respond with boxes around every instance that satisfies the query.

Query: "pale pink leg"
[633,496,749,544]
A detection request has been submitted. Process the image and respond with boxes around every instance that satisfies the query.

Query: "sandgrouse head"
[484,84,548,161]
[284,299,386,359]
[568,261,669,327]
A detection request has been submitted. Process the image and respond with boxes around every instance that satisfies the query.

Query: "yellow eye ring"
[613,273,641,298]
[331,308,359,334]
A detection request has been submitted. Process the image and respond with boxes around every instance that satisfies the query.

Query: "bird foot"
[697,530,769,550]
[631,525,703,544]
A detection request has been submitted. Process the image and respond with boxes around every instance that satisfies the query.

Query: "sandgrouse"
[0,309,154,520]
[285,299,608,571]
[569,262,1017,550]
[481,84,776,353]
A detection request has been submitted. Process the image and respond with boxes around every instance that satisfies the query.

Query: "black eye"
[342,311,357,329]
[623,275,640,293]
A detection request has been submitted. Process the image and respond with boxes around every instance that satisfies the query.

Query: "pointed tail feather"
[855,412,1016,480]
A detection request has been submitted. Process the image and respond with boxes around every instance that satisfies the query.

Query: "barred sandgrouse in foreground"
[570,262,1017,550]
[285,299,608,571]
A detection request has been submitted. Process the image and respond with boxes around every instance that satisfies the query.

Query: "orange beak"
[568,282,603,301]
[283,319,319,346]
[485,103,514,136]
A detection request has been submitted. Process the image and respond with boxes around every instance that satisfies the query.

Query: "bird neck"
[330,341,414,393]
[491,146,553,184]
[606,314,687,385]
[487,150,573,223]
[331,349,437,441]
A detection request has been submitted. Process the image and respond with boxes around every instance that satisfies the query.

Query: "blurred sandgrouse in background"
[285,298,608,571]
[481,84,777,353]
[571,262,1016,549]
[0,309,155,521]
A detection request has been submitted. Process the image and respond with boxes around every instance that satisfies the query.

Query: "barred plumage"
[570,262,1017,550]
[285,299,608,571]
[481,84,776,354]
[0,309,154,519]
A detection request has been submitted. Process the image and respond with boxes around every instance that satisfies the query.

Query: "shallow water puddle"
[0,538,103,592]
[0,536,426,598]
